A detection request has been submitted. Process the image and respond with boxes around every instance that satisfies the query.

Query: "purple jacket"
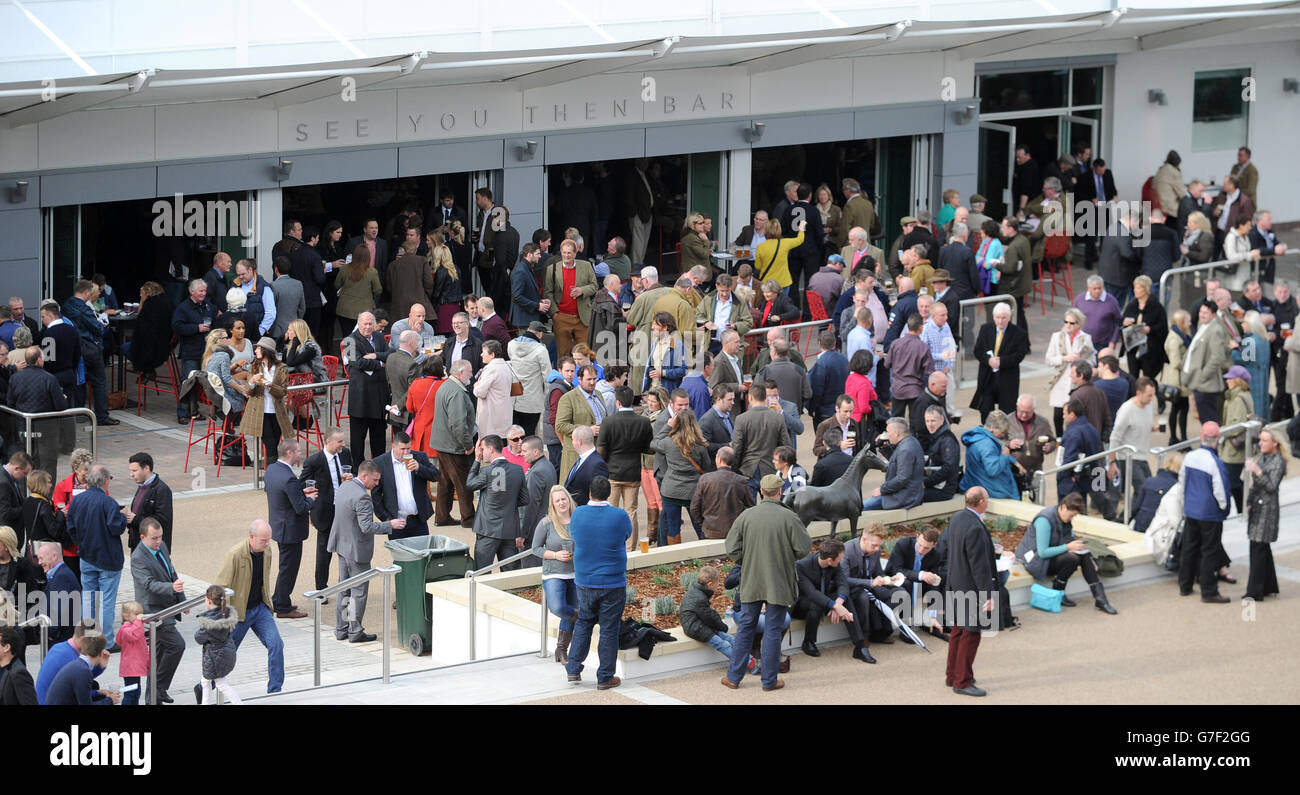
[1073,292,1123,347]
[884,332,934,401]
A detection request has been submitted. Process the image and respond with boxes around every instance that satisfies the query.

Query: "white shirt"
[390,453,418,517]
[1217,191,1239,232]
[261,364,277,413]
[451,335,469,364]
[712,294,734,340]
[574,447,596,471]
[327,451,345,489]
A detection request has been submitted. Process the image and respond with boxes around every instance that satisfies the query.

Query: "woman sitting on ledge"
[1015,492,1117,614]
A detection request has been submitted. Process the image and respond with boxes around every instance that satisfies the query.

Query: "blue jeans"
[565,585,624,684]
[83,342,110,421]
[231,603,285,693]
[178,357,201,418]
[123,675,140,706]
[726,606,792,636]
[862,496,884,511]
[547,443,562,473]
[79,560,121,641]
[542,577,578,633]
[657,498,698,545]
[727,601,788,689]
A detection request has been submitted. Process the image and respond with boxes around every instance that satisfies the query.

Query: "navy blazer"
[264,460,314,544]
[44,658,111,706]
[510,258,543,327]
[565,451,609,506]
[370,451,438,521]
[45,563,80,644]
[1059,416,1101,498]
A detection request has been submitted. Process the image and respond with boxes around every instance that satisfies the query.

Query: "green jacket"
[429,378,476,454]
[1219,386,1253,465]
[695,292,754,339]
[1184,322,1230,394]
[725,499,812,606]
[542,258,599,327]
[998,233,1034,299]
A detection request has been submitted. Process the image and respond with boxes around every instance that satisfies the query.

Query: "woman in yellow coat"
[752,217,806,292]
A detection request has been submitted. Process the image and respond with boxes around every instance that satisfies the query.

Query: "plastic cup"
[304,479,316,490]
[639,538,650,554]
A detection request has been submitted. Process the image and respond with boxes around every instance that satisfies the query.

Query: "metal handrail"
[1152,419,1263,497]
[1157,251,1297,307]
[143,586,234,705]
[466,548,536,661]
[16,614,50,664]
[304,564,400,687]
[1033,443,1139,525]
[0,405,98,462]
[955,295,1016,386]
[741,317,833,337]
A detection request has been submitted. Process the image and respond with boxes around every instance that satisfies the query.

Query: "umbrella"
[863,589,930,653]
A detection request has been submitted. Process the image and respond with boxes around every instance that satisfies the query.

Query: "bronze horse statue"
[783,445,889,535]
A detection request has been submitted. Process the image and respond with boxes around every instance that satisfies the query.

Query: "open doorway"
[750,139,879,225]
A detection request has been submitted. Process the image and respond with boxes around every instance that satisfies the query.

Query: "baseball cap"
[760,474,784,492]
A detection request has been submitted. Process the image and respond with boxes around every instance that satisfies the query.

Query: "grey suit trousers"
[475,535,520,573]
[334,556,370,639]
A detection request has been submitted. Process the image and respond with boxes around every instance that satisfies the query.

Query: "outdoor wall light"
[1147,89,1167,106]
[955,104,976,125]
[8,180,28,203]
[518,140,538,160]
[743,121,765,142]
[1284,78,1299,94]
[274,158,293,181]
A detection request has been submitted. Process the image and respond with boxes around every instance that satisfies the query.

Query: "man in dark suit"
[264,439,315,619]
[446,312,484,377]
[466,434,528,570]
[781,183,824,305]
[565,426,608,506]
[429,191,467,232]
[370,431,439,540]
[38,302,82,409]
[477,297,511,351]
[344,311,391,460]
[123,452,173,552]
[0,452,28,542]
[299,428,352,592]
[792,538,869,662]
[487,215,520,315]
[943,487,999,696]
[841,526,900,647]
[1059,399,1111,520]
[1075,159,1118,268]
[884,525,946,637]
[36,541,79,644]
[698,384,736,456]
[346,218,389,290]
[519,437,557,564]
[969,303,1029,423]
[594,386,651,549]
[328,460,402,643]
[129,518,186,702]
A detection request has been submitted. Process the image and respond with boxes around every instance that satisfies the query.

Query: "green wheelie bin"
[385,535,471,656]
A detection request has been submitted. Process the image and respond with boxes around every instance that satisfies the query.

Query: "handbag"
[403,380,438,436]
[510,380,524,397]
[1029,583,1063,613]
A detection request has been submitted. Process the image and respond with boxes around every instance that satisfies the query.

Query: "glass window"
[1071,67,1102,106]
[1192,68,1250,151]
[978,70,1069,114]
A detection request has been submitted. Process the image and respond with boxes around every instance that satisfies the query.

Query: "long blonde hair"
[430,242,456,281]
[288,318,315,347]
[447,220,466,246]
[546,485,573,541]
[200,329,228,368]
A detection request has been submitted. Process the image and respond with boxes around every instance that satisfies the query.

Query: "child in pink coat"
[114,602,150,705]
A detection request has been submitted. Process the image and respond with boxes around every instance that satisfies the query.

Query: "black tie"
[332,455,343,487]
[158,551,173,580]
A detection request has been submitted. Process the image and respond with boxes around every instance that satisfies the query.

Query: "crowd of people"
[0,146,1293,701]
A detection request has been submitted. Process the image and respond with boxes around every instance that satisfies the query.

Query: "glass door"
[978,122,1016,220]
[876,136,913,246]
[1060,115,1098,160]
[45,205,81,301]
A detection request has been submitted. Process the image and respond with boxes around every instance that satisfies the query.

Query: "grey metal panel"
[41,167,156,207]
[854,105,945,140]
[275,148,398,187]
[544,129,644,165]
[505,137,545,168]
[939,129,979,171]
[975,55,1116,74]
[646,121,747,157]
[0,208,40,261]
[0,175,39,210]
[0,258,41,306]
[157,158,278,197]
[751,112,854,148]
[399,140,504,176]
[501,166,544,217]
[510,212,543,237]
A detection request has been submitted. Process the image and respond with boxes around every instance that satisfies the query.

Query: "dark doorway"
[750,139,879,228]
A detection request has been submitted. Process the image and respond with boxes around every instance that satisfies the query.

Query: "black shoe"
[158,692,174,703]
[107,643,121,654]
[1201,594,1230,604]
[349,632,377,643]
[953,685,987,697]
[567,673,581,683]
[852,646,876,664]
[98,417,121,426]
[801,640,821,657]
[193,683,203,704]
[177,417,191,425]
[1179,588,1193,596]
[929,627,951,642]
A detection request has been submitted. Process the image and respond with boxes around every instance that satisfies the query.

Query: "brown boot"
[555,630,572,664]
[646,508,660,545]
[667,535,681,546]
